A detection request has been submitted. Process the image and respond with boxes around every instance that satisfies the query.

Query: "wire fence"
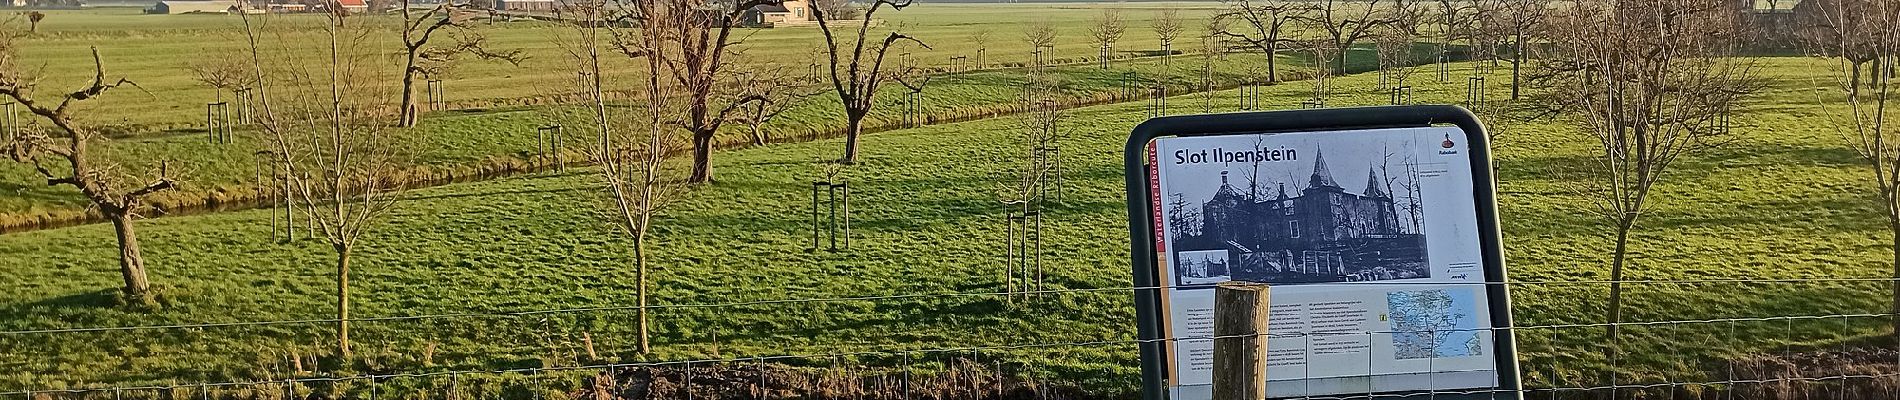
[5,277,1900,399]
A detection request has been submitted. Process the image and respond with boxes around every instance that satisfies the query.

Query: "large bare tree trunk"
[841,116,864,163]
[107,211,153,301]
[690,133,714,183]
[1267,42,1278,83]
[398,55,420,127]
[1334,43,1348,75]
[337,244,353,358]
[1511,30,1524,100]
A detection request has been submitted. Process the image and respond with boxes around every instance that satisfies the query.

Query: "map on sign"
[1387,288,1484,360]
[1143,125,1503,399]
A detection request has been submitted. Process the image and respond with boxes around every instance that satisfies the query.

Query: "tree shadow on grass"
[0,288,123,316]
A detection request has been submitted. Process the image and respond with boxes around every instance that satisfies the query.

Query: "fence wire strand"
[7,310,1900,397]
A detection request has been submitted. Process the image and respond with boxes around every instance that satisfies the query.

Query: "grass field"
[2,55,1894,398]
[0,31,1428,230]
[14,3,1241,133]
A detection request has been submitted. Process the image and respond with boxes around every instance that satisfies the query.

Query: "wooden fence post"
[1213,282,1270,400]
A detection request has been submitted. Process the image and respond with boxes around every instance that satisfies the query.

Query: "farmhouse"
[334,0,368,13]
[144,0,238,14]
[742,0,810,26]
[493,0,554,12]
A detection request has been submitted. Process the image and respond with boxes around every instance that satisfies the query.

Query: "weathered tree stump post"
[254,151,277,239]
[1718,102,1733,135]
[1148,84,1168,118]
[206,102,231,144]
[1466,76,1487,111]
[1237,79,1259,111]
[828,180,839,251]
[840,180,850,249]
[810,179,850,252]
[232,88,252,124]
[427,79,446,112]
[1213,282,1270,400]
[901,91,923,128]
[1162,40,1173,67]
[812,180,824,251]
[1438,55,1450,82]
[537,125,565,172]
[0,102,13,143]
[1121,72,1137,100]
[280,174,293,242]
[1002,199,1026,302]
[1028,206,1042,293]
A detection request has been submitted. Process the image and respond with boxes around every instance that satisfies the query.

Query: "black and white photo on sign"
[1165,135,1431,286]
[1175,249,1230,285]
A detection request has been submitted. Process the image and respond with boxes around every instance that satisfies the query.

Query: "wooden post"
[1213,282,1269,400]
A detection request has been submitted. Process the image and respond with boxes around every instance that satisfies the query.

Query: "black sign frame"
[1122,105,1522,400]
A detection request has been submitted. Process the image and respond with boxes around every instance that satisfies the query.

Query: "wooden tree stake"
[1213,281,1269,400]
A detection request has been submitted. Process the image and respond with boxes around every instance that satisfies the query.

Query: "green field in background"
[1,57,1892,399]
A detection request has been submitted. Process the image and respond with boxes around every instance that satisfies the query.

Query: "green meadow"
[0,13,1434,230]
[2,52,1895,400]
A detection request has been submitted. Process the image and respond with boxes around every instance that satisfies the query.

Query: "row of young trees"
[1210,0,1544,97]
[0,0,923,359]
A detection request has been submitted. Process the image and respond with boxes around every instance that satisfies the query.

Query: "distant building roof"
[148,0,237,13]
[335,0,365,7]
[751,4,787,12]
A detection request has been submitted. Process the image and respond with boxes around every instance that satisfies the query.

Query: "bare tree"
[396,0,523,127]
[1198,18,1227,111]
[1434,0,1475,74]
[1801,0,1893,96]
[0,26,175,303]
[1216,0,1309,83]
[1294,0,1391,75]
[1495,0,1546,98]
[564,0,688,354]
[814,0,926,164]
[239,9,409,358]
[1152,9,1185,63]
[1024,20,1057,67]
[612,0,780,183]
[1090,9,1127,68]
[1375,0,1428,90]
[970,30,990,69]
[815,0,861,20]
[1467,0,1506,73]
[1538,0,1756,364]
[1807,0,1900,333]
[187,52,252,103]
[733,65,804,146]
[24,12,41,34]
[1301,34,1339,102]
